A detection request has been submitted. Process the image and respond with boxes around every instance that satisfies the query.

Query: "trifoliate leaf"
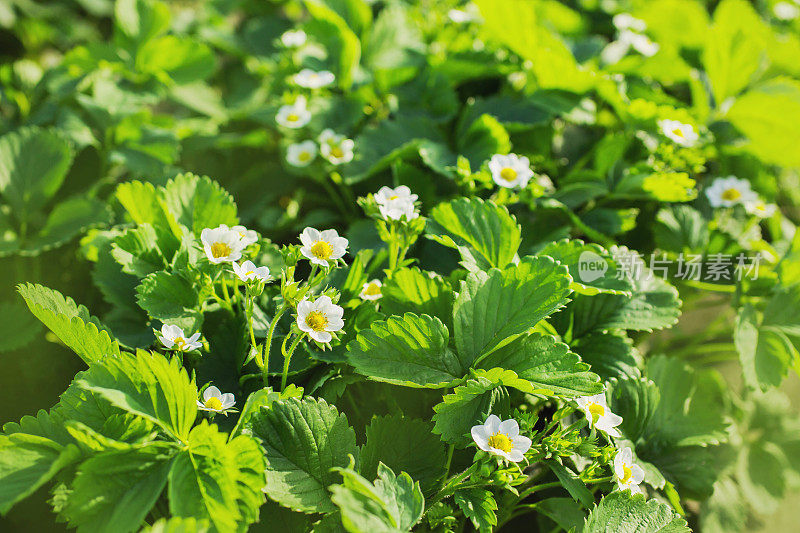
[346,313,463,388]
[63,446,173,533]
[116,180,177,233]
[453,488,497,532]
[360,415,447,496]
[249,397,358,514]
[111,224,179,277]
[136,270,201,332]
[163,173,238,235]
[168,421,265,532]
[654,205,709,253]
[0,433,80,515]
[18,283,120,364]
[76,350,197,441]
[457,114,511,169]
[432,377,510,445]
[475,333,602,397]
[538,239,633,296]
[427,198,521,271]
[330,463,424,533]
[380,268,455,328]
[581,491,689,533]
[0,126,72,215]
[453,256,572,368]
[571,332,642,380]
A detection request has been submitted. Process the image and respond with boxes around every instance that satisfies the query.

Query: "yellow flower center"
[204,397,222,410]
[310,240,333,260]
[487,432,514,453]
[298,151,311,161]
[330,146,345,159]
[389,195,399,200]
[672,127,685,138]
[620,464,633,483]
[721,188,741,201]
[364,283,381,296]
[305,311,328,331]
[174,337,186,350]
[500,167,517,182]
[588,402,605,423]
[246,271,255,276]
[210,242,232,258]
[287,113,299,122]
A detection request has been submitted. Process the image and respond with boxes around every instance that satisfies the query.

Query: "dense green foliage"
[2,0,800,531]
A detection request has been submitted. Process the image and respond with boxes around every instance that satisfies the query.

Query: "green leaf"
[453,488,497,532]
[546,460,593,508]
[63,446,173,533]
[77,350,198,441]
[457,114,511,170]
[305,0,371,37]
[116,180,177,232]
[346,313,463,388]
[453,256,572,368]
[538,239,633,296]
[18,283,120,364]
[427,198,521,270]
[137,36,217,83]
[360,415,447,495]
[432,377,510,445]
[330,463,424,533]
[136,270,201,332]
[475,333,602,397]
[571,332,641,380]
[0,126,73,216]
[249,397,358,514]
[581,491,689,533]
[142,517,211,533]
[0,433,80,515]
[0,299,41,352]
[304,4,361,90]
[163,173,238,235]
[30,196,113,253]
[115,0,170,44]
[111,224,178,277]
[168,421,266,532]
[380,268,454,327]
[364,2,423,89]
[654,205,709,253]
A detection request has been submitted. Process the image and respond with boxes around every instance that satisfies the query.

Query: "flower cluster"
[705,176,777,217]
[374,185,419,221]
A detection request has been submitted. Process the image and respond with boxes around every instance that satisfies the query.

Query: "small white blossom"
[613,14,647,32]
[276,96,312,129]
[360,279,382,301]
[281,29,307,47]
[774,1,800,20]
[286,140,318,167]
[613,447,645,494]
[624,31,659,57]
[658,119,699,147]
[745,199,778,218]
[299,227,349,267]
[293,69,335,89]
[374,185,419,221]
[232,260,271,283]
[232,225,258,247]
[575,393,623,438]
[471,415,532,462]
[488,153,535,189]
[158,324,202,352]
[297,295,344,343]
[201,225,246,264]
[705,176,757,208]
[319,129,354,165]
[197,386,236,414]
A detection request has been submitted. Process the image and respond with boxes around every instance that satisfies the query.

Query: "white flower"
[232,225,258,247]
[705,176,758,208]
[471,415,532,462]
[281,29,307,47]
[613,447,645,494]
[488,153,535,189]
[624,31,659,57]
[657,119,699,147]
[745,199,778,218]
[232,260,271,283]
[374,185,419,221]
[360,279,382,301]
[201,225,245,264]
[299,227,349,266]
[318,129,354,165]
[612,13,647,32]
[297,295,344,343]
[293,69,335,89]
[158,324,202,351]
[276,97,311,129]
[197,386,236,414]
[575,393,623,438]
[774,2,800,20]
[286,140,318,167]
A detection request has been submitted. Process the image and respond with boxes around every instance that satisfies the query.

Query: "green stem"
[221,273,232,306]
[281,333,305,391]
[263,306,286,386]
